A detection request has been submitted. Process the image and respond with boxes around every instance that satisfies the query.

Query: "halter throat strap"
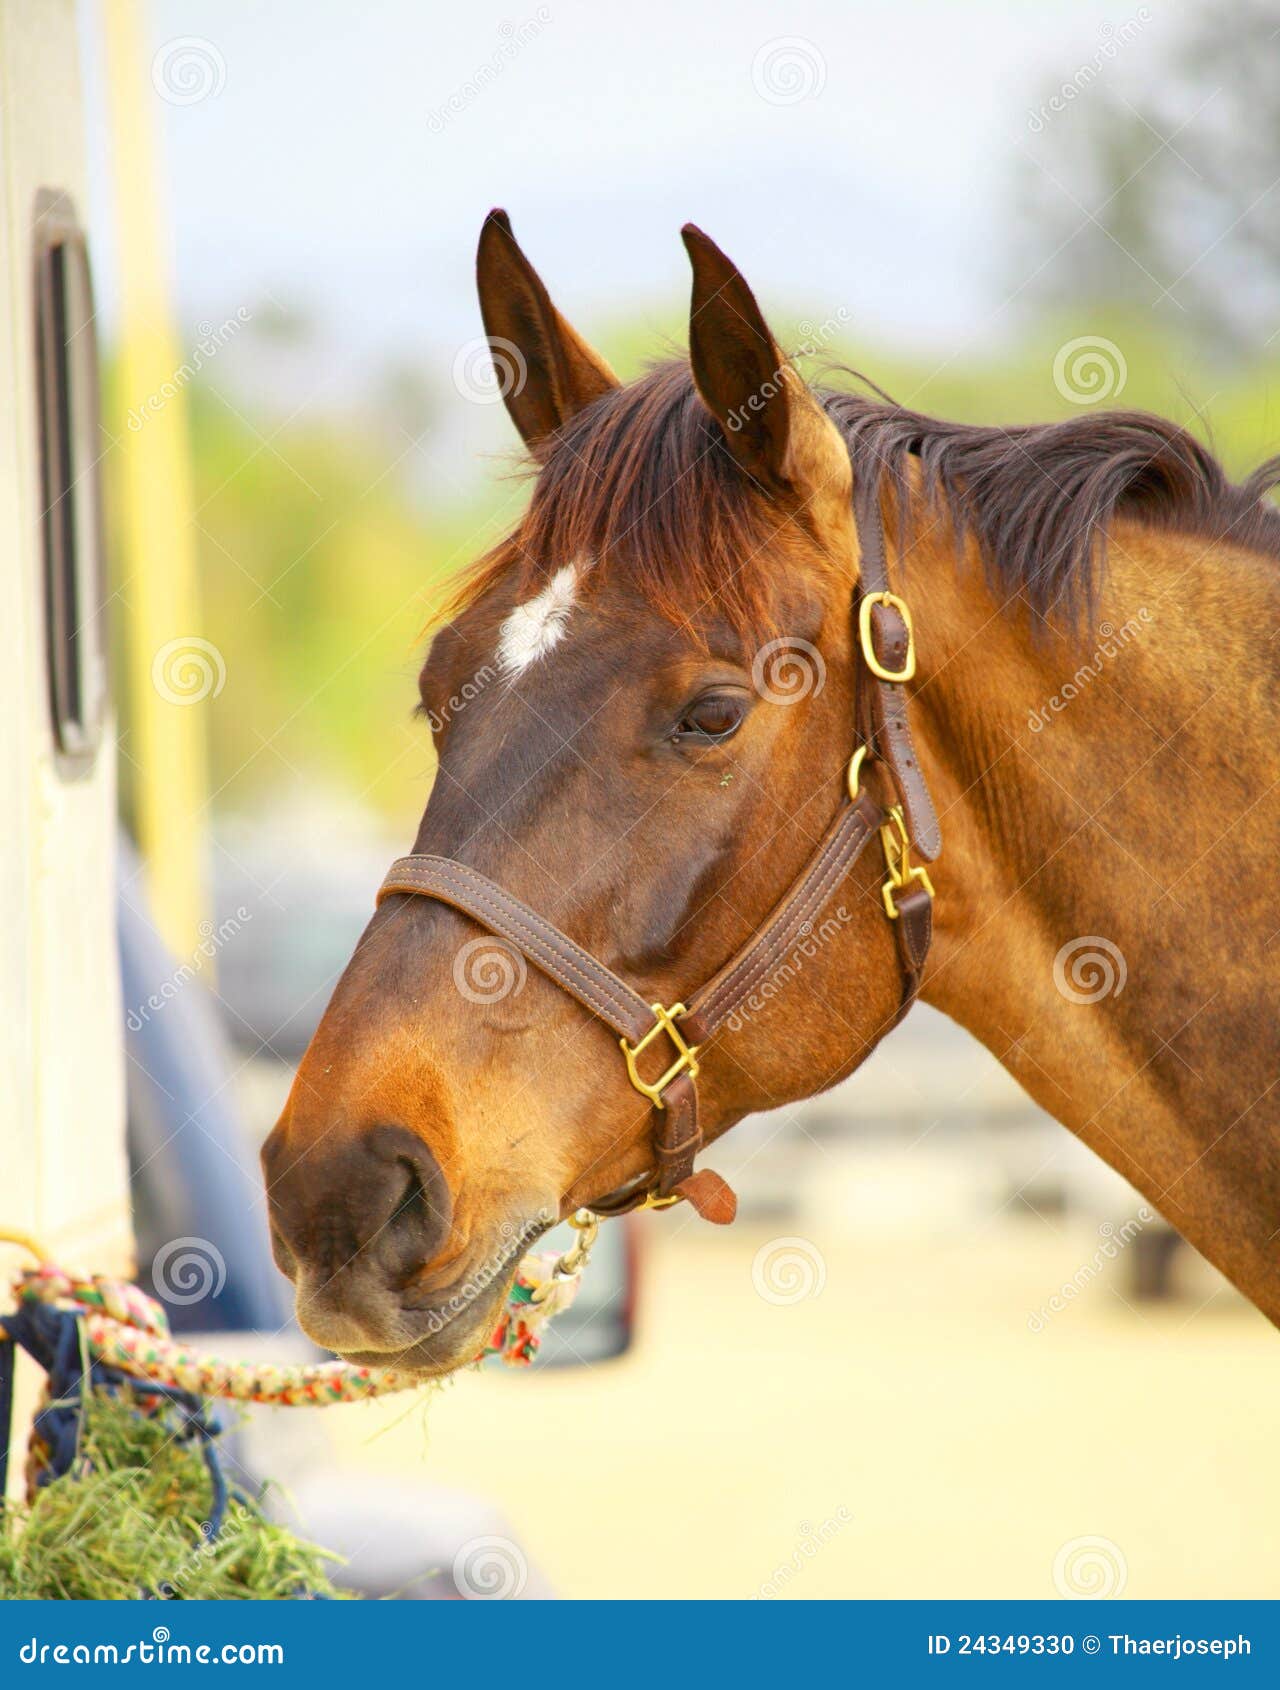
[376,486,939,1225]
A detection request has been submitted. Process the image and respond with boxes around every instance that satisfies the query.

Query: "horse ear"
[681,223,849,509]
[475,209,619,449]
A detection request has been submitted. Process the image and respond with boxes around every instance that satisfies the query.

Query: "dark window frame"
[34,188,107,773]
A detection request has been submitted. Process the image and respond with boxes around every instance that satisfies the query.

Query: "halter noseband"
[376,484,941,1225]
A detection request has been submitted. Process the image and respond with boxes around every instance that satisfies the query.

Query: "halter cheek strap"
[854,477,942,862]
[376,489,940,1226]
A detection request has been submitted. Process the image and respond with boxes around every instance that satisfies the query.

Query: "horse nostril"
[357,1124,453,1281]
[383,1156,447,1275]
[391,1159,429,1228]
[263,1121,452,1289]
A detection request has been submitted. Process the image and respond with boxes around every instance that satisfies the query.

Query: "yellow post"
[101,0,210,955]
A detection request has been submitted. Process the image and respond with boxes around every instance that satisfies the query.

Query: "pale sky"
[81,0,1186,375]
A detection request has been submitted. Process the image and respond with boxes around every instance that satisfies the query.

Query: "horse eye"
[676,695,747,742]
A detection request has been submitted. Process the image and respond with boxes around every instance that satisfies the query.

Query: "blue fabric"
[0,1301,332,1599]
[1,1302,232,1538]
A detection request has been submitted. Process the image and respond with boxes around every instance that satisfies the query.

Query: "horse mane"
[825,381,1280,626]
[447,359,1280,637]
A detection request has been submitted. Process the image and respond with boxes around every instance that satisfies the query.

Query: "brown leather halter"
[376,483,941,1227]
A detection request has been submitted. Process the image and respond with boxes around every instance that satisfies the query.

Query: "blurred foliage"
[104,365,520,831]
[104,300,1280,826]
[0,1388,341,1599]
[1015,0,1280,358]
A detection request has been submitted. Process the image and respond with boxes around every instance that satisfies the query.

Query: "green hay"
[0,1389,344,1600]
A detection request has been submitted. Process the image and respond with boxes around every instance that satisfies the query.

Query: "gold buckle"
[641,1192,684,1212]
[858,591,916,683]
[879,806,935,919]
[846,744,868,802]
[620,1002,700,1108]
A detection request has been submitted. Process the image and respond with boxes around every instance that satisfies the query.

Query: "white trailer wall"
[0,0,129,1284]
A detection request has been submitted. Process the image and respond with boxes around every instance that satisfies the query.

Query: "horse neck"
[899,509,1280,1322]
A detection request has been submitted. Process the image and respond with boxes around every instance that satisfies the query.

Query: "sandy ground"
[315,1207,1280,1600]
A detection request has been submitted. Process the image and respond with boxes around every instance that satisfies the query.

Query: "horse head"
[262,214,919,1372]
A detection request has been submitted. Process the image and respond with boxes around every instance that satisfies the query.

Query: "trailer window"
[35,190,107,770]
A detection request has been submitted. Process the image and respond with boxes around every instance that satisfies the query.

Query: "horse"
[262,210,1280,1376]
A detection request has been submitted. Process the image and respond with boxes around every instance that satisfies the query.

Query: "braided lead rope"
[2,1249,584,1405]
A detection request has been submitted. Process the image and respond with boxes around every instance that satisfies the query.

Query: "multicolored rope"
[2,1244,585,1407]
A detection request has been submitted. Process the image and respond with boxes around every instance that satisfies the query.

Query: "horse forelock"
[442,360,837,652]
